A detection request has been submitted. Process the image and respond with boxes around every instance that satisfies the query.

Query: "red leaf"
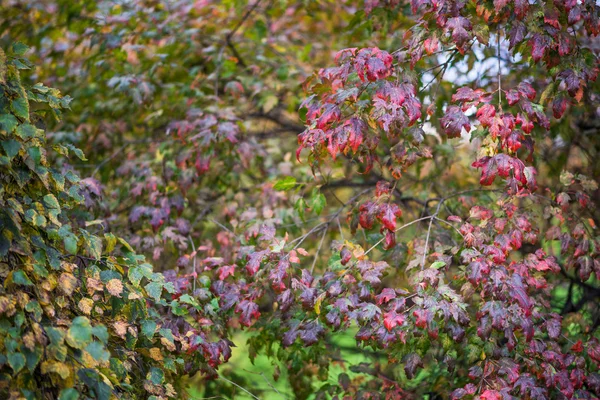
[383,310,405,331]
[235,300,260,327]
[440,106,470,138]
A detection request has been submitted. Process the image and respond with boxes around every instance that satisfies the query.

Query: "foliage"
[1,0,600,399]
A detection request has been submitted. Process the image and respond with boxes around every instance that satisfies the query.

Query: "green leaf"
[59,388,79,400]
[68,185,84,202]
[8,352,26,374]
[274,176,297,191]
[10,98,29,121]
[42,194,60,209]
[311,190,326,216]
[23,347,42,372]
[80,229,102,259]
[141,320,157,339]
[92,325,109,344]
[15,124,37,139]
[295,197,307,221]
[64,143,87,161]
[11,42,30,56]
[148,367,164,385]
[64,235,78,255]
[85,342,110,363]
[262,94,278,113]
[179,294,199,307]
[12,270,33,286]
[0,114,18,132]
[145,282,163,302]
[104,233,117,253]
[2,139,20,159]
[128,264,152,287]
[431,261,446,269]
[66,316,93,350]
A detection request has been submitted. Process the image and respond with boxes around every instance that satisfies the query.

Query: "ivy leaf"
[66,316,93,350]
[273,176,297,191]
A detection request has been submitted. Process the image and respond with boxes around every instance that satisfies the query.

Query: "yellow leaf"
[78,298,93,315]
[58,273,78,296]
[41,361,71,379]
[106,279,123,298]
[314,292,327,315]
[149,347,163,361]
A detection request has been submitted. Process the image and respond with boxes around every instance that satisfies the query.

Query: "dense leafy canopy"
[0,0,599,399]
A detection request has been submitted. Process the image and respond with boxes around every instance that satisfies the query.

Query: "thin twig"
[188,235,198,291]
[219,375,261,400]
[311,227,328,274]
[365,216,432,255]
[242,369,287,398]
[497,27,502,110]
[92,143,129,177]
[421,201,443,269]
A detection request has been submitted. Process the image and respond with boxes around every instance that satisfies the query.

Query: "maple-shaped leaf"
[480,390,502,400]
[587,373,600,393]
[508,274,532,312]
[379,203,401,231]
[440,106,470,138]
[282,321,301,347]
[423,36,439,54]
[235,300,260,327]
[345,117,366,153]
[509,21,526,49]
[354,48,393,82]
[530,34,550,63]
[498,358,520,384]
[446,17,473,50]
[217,265,235,280]
[513,0,529,18]
[277,289,294,312]
[413,308,430,328]
[359,201,378,229]
[544,8,560,29]
[452,87,482,103]
[383,309,404,331]
[340,247,352,265]
[269,257,290,292]
[403,353,423,379]
[557,33,571,56]
[316,103,341,129]
[506,89,520,106]
[558,69,582,98]
[468,258,490,284]
[299,321,325,345]
[476,104,496,126]
[376,288,397,304]
[494,0,509,12]
[246,250,267,276]
[552,96,568,119]
[517,82,536,100]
